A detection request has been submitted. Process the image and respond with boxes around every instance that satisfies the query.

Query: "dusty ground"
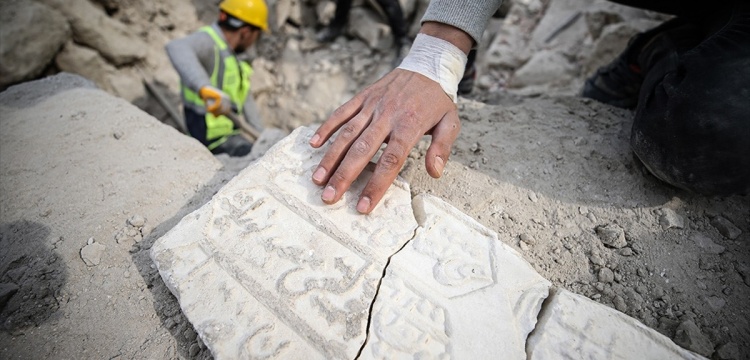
[0,0,748,359]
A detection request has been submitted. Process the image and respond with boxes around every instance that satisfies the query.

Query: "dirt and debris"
[0,0,748,359]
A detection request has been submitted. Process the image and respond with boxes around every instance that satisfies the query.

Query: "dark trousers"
[184,106,210,147]
[612,0,750,195]
[331,0,407,41]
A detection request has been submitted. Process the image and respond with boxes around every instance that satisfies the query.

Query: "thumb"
[426,109,461,178]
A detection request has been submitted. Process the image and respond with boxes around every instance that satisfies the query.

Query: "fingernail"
[435,156,445,176]
[322,185,336,203]
[312,166,327,183]
[310,134,320,146]
[357,197,371,213]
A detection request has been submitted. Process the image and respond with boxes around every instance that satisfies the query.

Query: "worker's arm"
[309,0,502,214]
[165,31,216,93]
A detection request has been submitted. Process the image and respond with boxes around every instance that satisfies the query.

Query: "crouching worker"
[166,0,267,156]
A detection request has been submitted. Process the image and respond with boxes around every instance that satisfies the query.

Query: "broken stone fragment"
[674,320,714,357]
[659,208,685,230]
[80,241,106,266]
[710,216,742,240]
[690,233,725,254]
[598,268,614,283]
[151,127,418,359]
[361,194,551,359]
[595,224,627,248]
[127,215,146,228]
[526,288,704,359]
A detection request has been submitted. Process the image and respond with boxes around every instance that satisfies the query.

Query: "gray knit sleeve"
[421,0,504,45]
[165,31,216,92]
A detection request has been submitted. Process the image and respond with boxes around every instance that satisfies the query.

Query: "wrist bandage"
[397,33,468,103]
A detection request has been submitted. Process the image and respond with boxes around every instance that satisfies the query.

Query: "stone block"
[151,127,418,359]
[359,194,551,359]
[526,288,705,359]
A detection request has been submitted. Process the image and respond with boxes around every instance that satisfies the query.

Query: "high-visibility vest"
[181,26,252,150]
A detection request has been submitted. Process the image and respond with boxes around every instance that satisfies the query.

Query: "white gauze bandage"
[397,33,468,103]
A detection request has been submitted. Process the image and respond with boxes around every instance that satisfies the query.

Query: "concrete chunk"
[151,127,418,359]
[527,288,705,360]
[360,194,551,359]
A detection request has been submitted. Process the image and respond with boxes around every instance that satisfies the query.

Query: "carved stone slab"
[526,288,705,360]
[151,127,418,359]
[359,194,552,360]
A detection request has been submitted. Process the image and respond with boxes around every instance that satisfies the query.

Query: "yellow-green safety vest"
[181,26,252,150]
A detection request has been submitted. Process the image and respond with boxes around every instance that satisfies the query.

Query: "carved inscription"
[412,222,495,298]
[204,188,380,358]
[367,278,451,359]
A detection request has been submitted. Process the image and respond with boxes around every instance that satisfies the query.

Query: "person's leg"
[317,0,353,42]
[211,134,253,157]
[183,106,210,147]
[630,2,750,195]
[375,0,407,42]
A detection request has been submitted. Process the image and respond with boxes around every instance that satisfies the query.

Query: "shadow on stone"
[0,220,66,332]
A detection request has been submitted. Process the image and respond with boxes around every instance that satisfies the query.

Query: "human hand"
[309,68,461,214]
[199,85,232,116]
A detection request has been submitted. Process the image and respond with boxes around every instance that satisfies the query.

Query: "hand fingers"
[312,112,372,187]
[356,132,420,214]
[425,109,461,178]
[321,120,391,206]
[309,93,366,148]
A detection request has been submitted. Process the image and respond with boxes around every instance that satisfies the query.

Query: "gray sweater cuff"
[421,0,504,45]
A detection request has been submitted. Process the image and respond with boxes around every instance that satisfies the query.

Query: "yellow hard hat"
[219,0,269,31]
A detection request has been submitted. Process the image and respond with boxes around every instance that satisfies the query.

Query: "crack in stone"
[354,200,422,359]
[524,287,557,357]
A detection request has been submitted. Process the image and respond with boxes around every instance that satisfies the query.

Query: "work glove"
[199,86,233,116]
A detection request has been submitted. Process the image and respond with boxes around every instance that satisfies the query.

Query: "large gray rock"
[55,41,145,102]
[38,0,146,66]
[0,0,70,88]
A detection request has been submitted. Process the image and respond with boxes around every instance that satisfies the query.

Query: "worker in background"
[316,0,410,65]
[309,0,749,214]
[166,0,267,157]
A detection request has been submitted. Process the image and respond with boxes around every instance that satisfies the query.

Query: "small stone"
[87,237,94,245]
[659,208,684,230]
[141,223,153,237]
[599,268,615,283]
[716,342,739,360]
[690,233,725,254]
[126,227,139,237]
[528,191,538,203]
[519,233,536,245]
[711,216,742,240]
[589,254,605,266]
[113,131,124,139]
[613,295,628,312]
[127,215,146,228]
[635,285,647,294]
[595,224,627,248]
[706,296,726,310]
[80,242,106,266]
[674,320,714,356]
[619,248,633,256]
[519,241,530,252]
[637,268,647,277]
